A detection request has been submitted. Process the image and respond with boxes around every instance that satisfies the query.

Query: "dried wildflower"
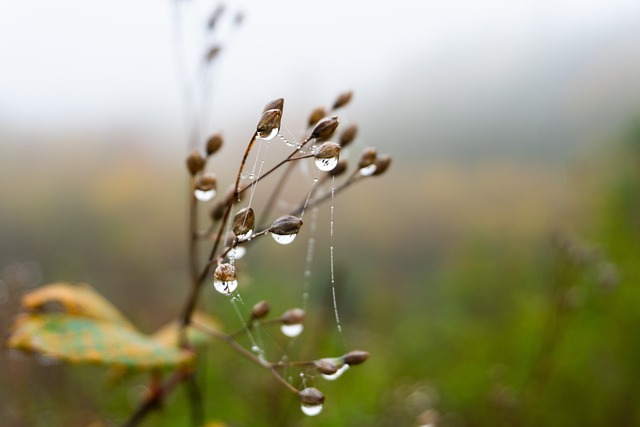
[186,150,206,176]
[250,300,270,319]
[339,124,358,147]
[308,106,326,127]
[232,207,255,238]
[206,133,224,156]
[310,116,339,140]
[213,263,238,294]
[332,91,353,109]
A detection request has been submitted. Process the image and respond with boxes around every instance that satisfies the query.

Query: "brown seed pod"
[186,150,206,176]
[269,215,303,236]
[332,91,353,110]
[310,116,339,140]
[372,155,392,176]
[314,142,341,159]
[342,350,369,366]
[256,108,282,139]
[339,124,358,147]
[314,359,339,375]
[358,147,378,169]
[308,106,326,127]
[214,263,237,282]
[281,308,305,325]
[204,44,222,62]
[232,207,255,237]
[250,300,271,319]
[196,173,217,192]
[206,133,223,156]
[299,387,325,406]
[263,98,284,113]
[329,159,348,177]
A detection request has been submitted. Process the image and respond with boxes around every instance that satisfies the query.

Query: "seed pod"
[299,387,325,406]
[232,207,255,237]
[251,300,271,319]
[205,44,222,62]
[358,147,377,169]
[186,150,206,176]
[210,201,226,221]
[332,91,353,109]
[339,124,358,147]
[372,155,392,176]
[196,173,217,192]
[263,98,284,113]
[257,108,282,136]
[342,350,369,366]
[308,106,326,127]
[214,263,237,283]
[269,215,303,236]
[310,116,339,140]
[281,308,305,325]
[314,359,339,375]
[206,133,223,156]
[206,5,225,30]
[314,142,341,159]
[329,159,348,177]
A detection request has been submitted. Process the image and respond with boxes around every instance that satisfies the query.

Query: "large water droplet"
[213,279,238,295]
[280,323,304,337]
[258,128,279,141]
[301,403,323,416]
[315,156,339,172]
[322,364,349,381]
[359,164,377,176]
[236,230,253,241]
[194,188,216,202]
[272,233,297,245]
[229,246,246,260]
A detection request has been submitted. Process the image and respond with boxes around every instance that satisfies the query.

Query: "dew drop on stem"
[315,157,339,172]
[322,364,349,381]
[301,403,323,416]
[359,164,377,176]
[280,323,303,337]
[271,233,298,245]
[258,127,279,141]
[194,188,216,202]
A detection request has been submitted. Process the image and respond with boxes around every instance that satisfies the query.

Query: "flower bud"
[358,147,377,169]
[314,142,341,159]
[308,106,326,127]
[250,300,271,319]
[372,155,391,176]
[257,108,282,137]
[263,98,284,113]
[299,387,325,406]
[214,263,237,283]
[269,215,303,236]
[332,91,353,109]
[232,207,255,237]
[342,350,369,366]
[314,359,339,375]
[186,150,206,176]
[310,116,339,140]
[339,124,358,147]
[281,308,305,325]
[206,133,223,156]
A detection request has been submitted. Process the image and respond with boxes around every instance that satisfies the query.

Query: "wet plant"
[5,89,390,426]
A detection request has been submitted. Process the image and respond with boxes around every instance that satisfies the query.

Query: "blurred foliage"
[2,120,640,426]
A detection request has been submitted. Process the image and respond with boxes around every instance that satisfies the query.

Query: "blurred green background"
[2,1,640,426]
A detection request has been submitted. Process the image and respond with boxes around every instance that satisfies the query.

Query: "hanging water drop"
[213,263,238,295]
[228,246,246,260]
[315,156,339,172]
[272,233,297,245]
[322,364,349,381]
[301,403,323,416]
[194,188,216,201]
[251,345,260,353]
[280,323,303,337]
[236,230,253,241]
[213,278,238,294]
[258,127,279,141]
[359,164,377,176]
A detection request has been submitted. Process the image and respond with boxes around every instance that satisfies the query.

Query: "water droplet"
[258,128,279,141]
[236,230,253,241]
[272,233,297,245]
[322,364,349,381]
[304,269,312,278]
[301,403,323,416]
[194,188,216,202]
[251,345,260,353]
[280,323,303,337]
[315,156,339,172]
[359,164,377,176]
[213,279,238,295]
[229,246,246,260]
[313,177,319,183]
